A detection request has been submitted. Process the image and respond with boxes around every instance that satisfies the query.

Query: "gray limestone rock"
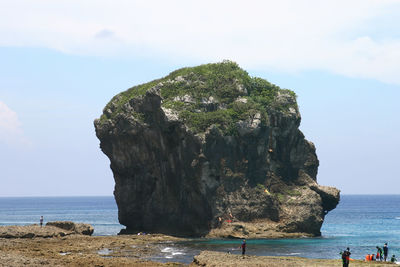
[46,221,94,236]
[0,221,94,238]
[94,61,340,237]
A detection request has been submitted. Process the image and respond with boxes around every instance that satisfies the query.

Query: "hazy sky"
[1,0,399,196]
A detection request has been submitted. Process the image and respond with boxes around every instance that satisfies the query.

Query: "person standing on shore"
[40,216,43,227]
[240,239,246,258]
[376,246,383,261]
[341,247,351,267]
[383,243,388,261]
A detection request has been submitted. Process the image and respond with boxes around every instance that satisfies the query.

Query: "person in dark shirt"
[241,239,246,258]
[341,247,351,267]
[383,243,388,261]
[391,255,397,263]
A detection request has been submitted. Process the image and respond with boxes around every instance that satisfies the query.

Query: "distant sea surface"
[0,196,122,236]
[1,195,400,263]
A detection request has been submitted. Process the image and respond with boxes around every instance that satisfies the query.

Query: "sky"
[0,0,399,196]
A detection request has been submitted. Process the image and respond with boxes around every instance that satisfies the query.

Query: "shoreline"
[1,233,398,266]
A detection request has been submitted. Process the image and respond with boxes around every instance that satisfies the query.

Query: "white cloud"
[0,0,400,84]
[94,29,115,39]
[0,101,29,147]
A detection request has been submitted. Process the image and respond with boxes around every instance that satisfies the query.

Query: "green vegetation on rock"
[99,60,298,134]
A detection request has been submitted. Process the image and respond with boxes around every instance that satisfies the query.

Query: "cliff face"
[94,61,340,238]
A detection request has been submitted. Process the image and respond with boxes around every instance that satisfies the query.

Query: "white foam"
[326,234,357,237]
[160,246,185,258]
[161,247,173,253]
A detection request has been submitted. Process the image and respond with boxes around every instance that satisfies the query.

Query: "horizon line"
[1,193,400,198]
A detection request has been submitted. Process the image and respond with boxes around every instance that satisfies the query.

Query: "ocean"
[0,196,122,236]
[1,195,399,264]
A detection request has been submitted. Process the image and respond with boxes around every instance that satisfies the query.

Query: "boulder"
[46,221,94,236]
[94,61,340,237]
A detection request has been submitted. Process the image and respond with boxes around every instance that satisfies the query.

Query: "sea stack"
[94,61,340,238]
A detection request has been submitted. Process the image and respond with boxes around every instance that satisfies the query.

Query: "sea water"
[0,196,122,235]
[1,195,399,263]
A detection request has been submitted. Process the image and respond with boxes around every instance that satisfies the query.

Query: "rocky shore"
[192,251,396,267]
[0,227,396,267]
[0,232,182,267]
[0,221,93,238]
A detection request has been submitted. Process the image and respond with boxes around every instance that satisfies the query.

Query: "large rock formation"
[94,61,340,238]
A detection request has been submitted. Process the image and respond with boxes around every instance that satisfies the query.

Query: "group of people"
[240,241,396,265]
[217,212,235,227]
[366,243,394,262]
[375,243,389,261]
[342,243,396,267]
[375,243,396,262]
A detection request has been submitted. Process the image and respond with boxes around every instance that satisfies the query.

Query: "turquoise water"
[153,195,400,263]
[1,195,399,263]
